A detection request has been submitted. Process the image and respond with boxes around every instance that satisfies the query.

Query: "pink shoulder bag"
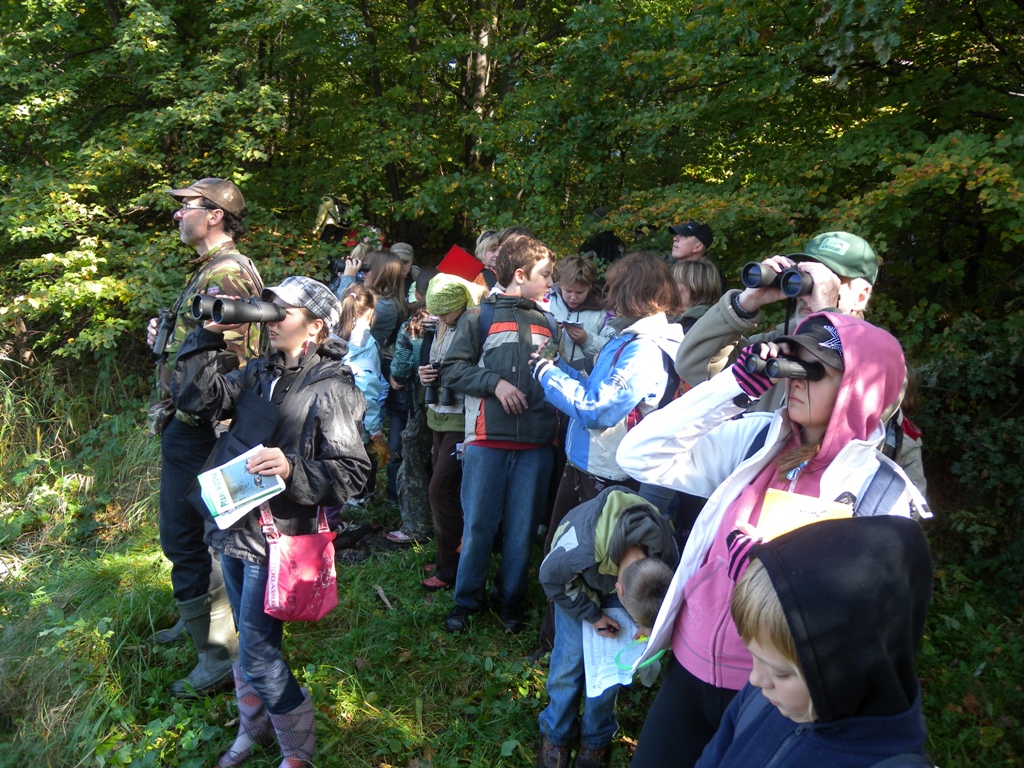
[260,503,338,622]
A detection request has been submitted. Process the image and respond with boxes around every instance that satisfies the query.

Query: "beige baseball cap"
[390,242,415,262]
[169,178,246,217]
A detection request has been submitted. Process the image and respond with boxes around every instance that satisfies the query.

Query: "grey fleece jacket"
[539,486,679,624]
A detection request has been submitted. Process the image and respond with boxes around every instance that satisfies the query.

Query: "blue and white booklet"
[582,606,641,697]
[198,444,285,529]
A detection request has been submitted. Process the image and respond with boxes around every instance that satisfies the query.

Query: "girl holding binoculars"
[616,312,930,767]
[173,277,371,767]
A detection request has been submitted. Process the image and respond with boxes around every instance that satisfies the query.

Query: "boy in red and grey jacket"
[440,233,560,635]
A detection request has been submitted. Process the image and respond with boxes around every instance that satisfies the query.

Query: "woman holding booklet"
[614,313,931,767]
[173,276,371,768]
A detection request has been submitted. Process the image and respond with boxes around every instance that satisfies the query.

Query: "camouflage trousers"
[397,406,432,539]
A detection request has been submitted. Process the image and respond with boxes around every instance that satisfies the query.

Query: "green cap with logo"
[789,231,878,285]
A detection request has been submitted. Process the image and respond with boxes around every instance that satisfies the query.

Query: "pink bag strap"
[260,502,331,537]
[315,507,331,534]
[259,502,279,539]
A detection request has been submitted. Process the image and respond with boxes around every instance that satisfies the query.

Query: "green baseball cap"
[788,231,878,285]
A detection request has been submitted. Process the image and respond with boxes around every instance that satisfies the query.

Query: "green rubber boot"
[148,616,187,645]
[171,585,238,698]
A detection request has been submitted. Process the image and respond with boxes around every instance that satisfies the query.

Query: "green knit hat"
[425,273,485,315]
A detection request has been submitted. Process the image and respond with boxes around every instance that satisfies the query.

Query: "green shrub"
[914,305,1024,555]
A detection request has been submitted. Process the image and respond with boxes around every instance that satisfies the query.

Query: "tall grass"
[0,360,1020,767]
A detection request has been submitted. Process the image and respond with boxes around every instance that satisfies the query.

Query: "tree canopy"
[2,0,1023,524]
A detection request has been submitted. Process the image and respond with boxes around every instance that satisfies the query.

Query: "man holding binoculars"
[146,178,263,697]
[673,230,926,496]
[675,230,876,408]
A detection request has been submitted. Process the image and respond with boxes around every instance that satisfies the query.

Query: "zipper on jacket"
[764,725,807,768]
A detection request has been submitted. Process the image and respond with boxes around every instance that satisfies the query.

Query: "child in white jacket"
[548,254,613,373]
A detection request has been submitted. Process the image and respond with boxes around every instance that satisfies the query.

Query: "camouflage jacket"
[156,242,263,403]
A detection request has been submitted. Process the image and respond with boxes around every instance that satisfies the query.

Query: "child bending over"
[537,487,679,768]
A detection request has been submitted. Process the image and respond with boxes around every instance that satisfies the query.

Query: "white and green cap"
[789,231,878,285]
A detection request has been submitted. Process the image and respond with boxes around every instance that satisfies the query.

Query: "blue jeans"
[159,417,220,601]
[638,482,677,517]
[221,555,304,715]
[538,599,622,748]
[454,444,552,610]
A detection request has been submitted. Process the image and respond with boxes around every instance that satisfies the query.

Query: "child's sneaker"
[574,744,610,768]
[537,736,570,768]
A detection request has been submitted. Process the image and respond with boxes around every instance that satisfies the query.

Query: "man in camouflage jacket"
[146,178,262,697]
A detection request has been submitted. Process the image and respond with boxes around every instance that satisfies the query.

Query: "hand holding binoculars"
[189,295,286,325]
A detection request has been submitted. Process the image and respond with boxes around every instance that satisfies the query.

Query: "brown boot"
[574,744,610,768]
[538,736,571,768]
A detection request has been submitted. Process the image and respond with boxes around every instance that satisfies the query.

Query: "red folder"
[436,245,483,282]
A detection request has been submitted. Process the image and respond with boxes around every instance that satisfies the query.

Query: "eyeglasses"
[178,203,216,212]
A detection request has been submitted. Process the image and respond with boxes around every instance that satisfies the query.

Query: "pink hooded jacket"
[616,314,928,690]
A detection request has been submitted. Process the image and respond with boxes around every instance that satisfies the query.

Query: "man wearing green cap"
[668,230,926,495]
[675,231,877,398]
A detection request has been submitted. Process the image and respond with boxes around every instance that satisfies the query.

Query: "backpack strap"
[610,333,682,429]
[732,689,772,739]
[656,347,681,409]
[477,301,494,346]
[742,423,771,462]
[882,409,905,461]
[544,310,559,339]
[477,301,558,346]
[855,460,906,518]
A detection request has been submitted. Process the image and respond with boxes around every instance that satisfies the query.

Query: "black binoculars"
[422,363,456,407]
[152,308,176,357]
[744,353,824,381]
[189,295,286,325]
[740,262,813,298]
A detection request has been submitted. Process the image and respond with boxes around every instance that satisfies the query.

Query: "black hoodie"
[696,516,933,768]
[754,515,932,722]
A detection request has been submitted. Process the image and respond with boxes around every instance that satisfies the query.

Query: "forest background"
[0,0,1021,766]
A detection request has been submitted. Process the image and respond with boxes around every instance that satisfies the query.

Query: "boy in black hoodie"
[695,516,934,768]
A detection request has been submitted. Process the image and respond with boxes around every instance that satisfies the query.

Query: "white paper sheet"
[582,606,642,697]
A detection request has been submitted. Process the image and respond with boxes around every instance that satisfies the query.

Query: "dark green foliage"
[919,551,1024,766]
[1,1,1023,765]
[915,306,1024,552]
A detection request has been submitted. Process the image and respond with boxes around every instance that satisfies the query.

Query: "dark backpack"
[476,300,559,347]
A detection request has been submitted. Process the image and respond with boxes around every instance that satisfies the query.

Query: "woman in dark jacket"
[173,276,371,768]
